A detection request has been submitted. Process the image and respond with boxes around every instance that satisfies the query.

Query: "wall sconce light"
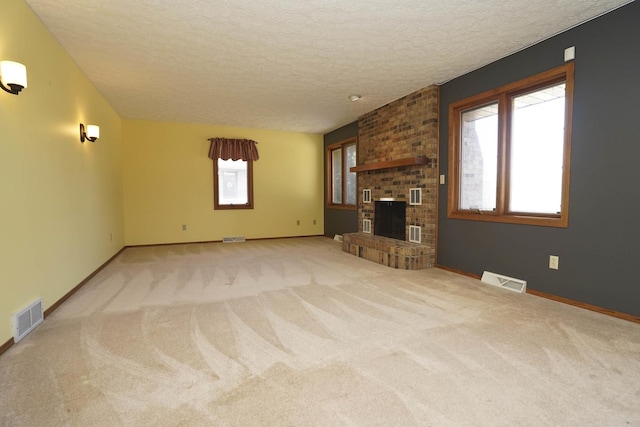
[0,61,28,95]
[349,94,361,102]
[80,123,100,143]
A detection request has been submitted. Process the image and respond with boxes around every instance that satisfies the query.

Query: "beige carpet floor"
[1,237,639,426]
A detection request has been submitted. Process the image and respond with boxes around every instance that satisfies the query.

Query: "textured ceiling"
[24,0,633,134]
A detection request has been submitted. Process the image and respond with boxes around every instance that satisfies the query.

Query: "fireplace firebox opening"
[374,201,406,241]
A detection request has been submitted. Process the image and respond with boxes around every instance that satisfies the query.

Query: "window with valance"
[208,138,259,209]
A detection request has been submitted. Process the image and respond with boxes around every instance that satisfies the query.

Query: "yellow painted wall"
[122,120,324,245]
[0,0,124,343]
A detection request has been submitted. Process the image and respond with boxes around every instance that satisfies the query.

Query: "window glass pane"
[510,83,565,214]
[217,159,248,205]
[332,148,342,204]
[460,103,498,211]
[345,143,357,205]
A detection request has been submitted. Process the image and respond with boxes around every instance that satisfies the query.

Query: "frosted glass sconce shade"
[0,61,28,95]
[80,123,100,143]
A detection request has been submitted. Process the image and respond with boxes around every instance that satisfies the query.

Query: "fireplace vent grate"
[409,188,422,205]
[363,189,372,203]
[409,225,421,243]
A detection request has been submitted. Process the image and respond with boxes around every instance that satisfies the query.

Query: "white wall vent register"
[13,298,43,343]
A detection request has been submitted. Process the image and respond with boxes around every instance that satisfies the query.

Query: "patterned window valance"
[207,138,259,161]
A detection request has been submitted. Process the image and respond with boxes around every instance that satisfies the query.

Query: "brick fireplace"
[342,85,439,269]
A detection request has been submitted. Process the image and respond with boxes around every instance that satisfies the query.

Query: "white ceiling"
[24,0,633,134]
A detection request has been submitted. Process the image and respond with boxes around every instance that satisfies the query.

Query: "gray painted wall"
[438,1,640,316]
[324,122,359,237]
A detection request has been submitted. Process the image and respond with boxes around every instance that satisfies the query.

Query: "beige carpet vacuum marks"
[1,237,639,426]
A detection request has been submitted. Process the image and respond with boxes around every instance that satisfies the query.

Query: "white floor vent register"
[13,298,44,343]
[222,236,246,243]
[481,271,527,293]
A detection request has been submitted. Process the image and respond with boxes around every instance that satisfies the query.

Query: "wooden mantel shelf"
[350,155,429,173]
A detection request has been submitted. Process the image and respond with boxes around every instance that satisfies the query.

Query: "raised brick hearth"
[342,233,431,270]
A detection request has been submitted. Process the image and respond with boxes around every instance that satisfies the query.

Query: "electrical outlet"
[549,255,559,270]
[440,174,446,185]
[182,224,187,231]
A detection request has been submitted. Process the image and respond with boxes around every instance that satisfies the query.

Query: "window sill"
[215,204,254,210]
[448,212,567,228]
